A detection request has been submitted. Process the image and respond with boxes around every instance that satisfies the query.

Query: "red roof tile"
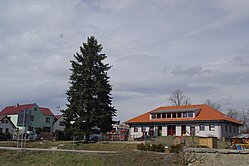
[39,107,54,116]
[0,104,54,116]
[126,104,242,125]
[0,104,35,115]
[54,115,63,119]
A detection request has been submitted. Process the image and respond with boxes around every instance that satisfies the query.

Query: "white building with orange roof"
[126,104,242,139]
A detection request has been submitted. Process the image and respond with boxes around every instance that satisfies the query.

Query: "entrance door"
[181,125,186,136]
[158,126,162,136]
[167,125,176,136]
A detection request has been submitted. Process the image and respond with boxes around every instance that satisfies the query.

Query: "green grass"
[0,150,179,166]
[0,141,181,165]
[0,141,137,151]
[61,142,137,151]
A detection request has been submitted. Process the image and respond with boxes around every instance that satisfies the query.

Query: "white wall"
[129,126,143,139]
[176,125,181,136]
[0,118,15,134]
[162,126,167,136]
[53,117,65,132]
[129,122,239,139]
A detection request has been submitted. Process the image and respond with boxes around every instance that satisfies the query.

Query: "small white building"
[53,115,65,132]
[0,115,16,135]
[127,104,242,139]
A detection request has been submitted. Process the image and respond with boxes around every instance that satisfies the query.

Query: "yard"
[1,139,249,166]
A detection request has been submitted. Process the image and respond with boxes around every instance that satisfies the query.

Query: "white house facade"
[0,115,16,135]
[53,115,65,132]
[127,104,242,139]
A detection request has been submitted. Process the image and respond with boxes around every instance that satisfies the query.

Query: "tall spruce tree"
[63,36,116,140]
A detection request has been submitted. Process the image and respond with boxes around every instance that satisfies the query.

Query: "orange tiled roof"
[126,104,242,125]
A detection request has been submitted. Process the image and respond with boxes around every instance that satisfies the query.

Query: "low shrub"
[156,144,165,152]
[169,144,182,153]
[137,143,165,152]
[137,143,146,150]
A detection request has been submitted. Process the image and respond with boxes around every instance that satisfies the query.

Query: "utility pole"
[20,109,26,150]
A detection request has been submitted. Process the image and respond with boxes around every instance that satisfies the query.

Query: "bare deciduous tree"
[239,109,249,133]
[226,108,249,133]
[226,108,239,119]
[168,89,191,106]
[204,99,222,111]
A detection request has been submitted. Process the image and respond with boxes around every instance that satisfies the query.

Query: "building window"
[183,112,188,118]
[225,125,227,132]
[45,117,50,123]
[167,113,171,118]
[229,126,232,133]
[233,126,236,133]
[134,127,138,132]
[34,108,37,111]
[188,112,193,118]
[149,126,154,136]
[5,119,8,124]
[162,113,166,118]
[59,121,65,126]
[142,126,146,132]
[199,124,205,131]
[177,112,182,118]
[151,114,156,119]
[209,124,215,131]
[156,113,161,119]
[30,115,34,121]
[28,126,33,131]
[172,113,176,118]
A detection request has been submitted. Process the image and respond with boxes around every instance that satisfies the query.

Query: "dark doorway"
[181,125,186,136]
[158,126,162,136]
[167,125,176,136]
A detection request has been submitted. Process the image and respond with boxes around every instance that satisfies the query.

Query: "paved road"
[0,146,118,154]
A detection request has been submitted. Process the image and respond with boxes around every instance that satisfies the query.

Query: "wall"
[53,117,65,132]
[129,126,143,139]
[0,118,15,134]
[29,105,53,132]
[129,122,239,139]
[221,123,239,138]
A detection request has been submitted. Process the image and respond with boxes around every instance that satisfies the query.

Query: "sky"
[1,0,249,121]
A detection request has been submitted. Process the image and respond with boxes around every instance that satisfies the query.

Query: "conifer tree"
[62,36,116,140]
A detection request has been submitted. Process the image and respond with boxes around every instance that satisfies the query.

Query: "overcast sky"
[1,0,249,121]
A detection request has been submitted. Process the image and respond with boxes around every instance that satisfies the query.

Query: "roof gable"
[0,115,16,128]
[126,104,242,125]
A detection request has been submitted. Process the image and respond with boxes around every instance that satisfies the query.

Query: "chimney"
[16,103,20,107]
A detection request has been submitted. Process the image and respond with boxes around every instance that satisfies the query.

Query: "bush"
[137,143,165,152]
[169,144,182,153]
[156,144,165,152]
[150,144,157,151]
[137,143,146,150]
